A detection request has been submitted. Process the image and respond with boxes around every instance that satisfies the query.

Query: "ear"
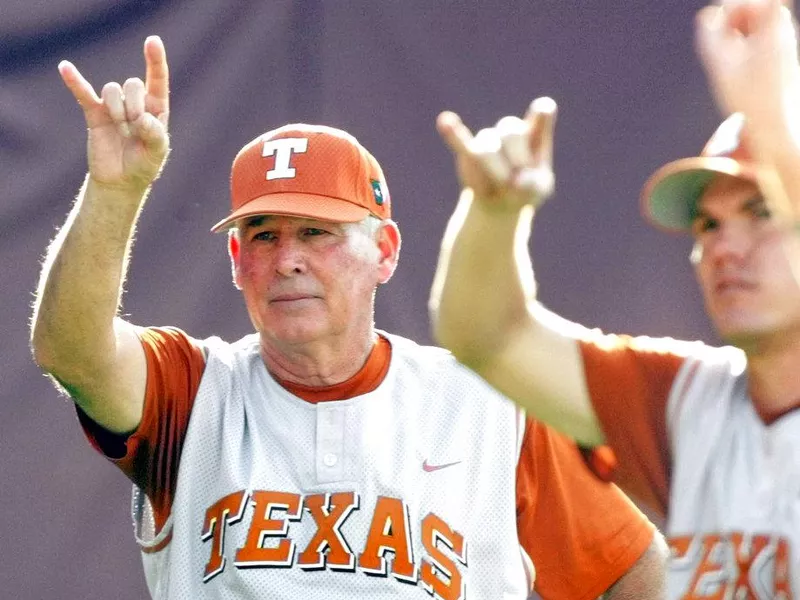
[376,220,401,284]
[228,229,243,290]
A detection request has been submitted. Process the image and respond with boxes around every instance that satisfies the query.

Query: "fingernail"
[532,97,557,114]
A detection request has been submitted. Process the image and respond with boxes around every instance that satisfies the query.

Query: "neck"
[260,328,377,387]
[742,331,800,422]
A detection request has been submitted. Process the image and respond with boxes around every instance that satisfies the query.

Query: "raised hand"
[58,35,170,192]
[696,0,800,120]
[436,97,557,211]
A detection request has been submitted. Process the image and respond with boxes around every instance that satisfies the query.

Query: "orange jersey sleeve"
[578,334,686,519]
[517,418,655,600]
[78,326,206,530]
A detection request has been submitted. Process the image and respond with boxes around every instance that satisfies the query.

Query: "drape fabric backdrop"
[3,1,716,597]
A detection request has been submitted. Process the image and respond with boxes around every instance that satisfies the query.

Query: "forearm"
[745,105,800,223]
[600,534,668,600]
[31,176,149,373]
[430,188,537,362]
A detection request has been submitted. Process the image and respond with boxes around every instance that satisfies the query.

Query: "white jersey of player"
[665,344,797,598]
[133,332,532,599]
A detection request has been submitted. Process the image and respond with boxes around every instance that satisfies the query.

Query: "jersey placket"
[315,403,347,484]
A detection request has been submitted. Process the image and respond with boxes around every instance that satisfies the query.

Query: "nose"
[273,237,307,277]
[702,221,753,267]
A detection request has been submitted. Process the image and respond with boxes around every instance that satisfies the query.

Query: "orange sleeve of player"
[578,334,685,519]
[77,326,206,531]
[517,418,655,600]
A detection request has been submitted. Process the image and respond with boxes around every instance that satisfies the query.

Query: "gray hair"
[344,214,386,259]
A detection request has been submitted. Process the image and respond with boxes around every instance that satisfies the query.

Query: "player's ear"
[376,219,401,284]
[228,228,243,290]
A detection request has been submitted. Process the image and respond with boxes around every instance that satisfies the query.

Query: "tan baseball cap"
[640,113,759,233]
[211,124,391,232]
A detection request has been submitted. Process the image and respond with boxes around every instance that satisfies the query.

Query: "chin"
[270,327,326,345]
[716,319,782,348]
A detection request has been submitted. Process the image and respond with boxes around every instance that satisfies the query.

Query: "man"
[30,36,665,599]
[430,0,800,597]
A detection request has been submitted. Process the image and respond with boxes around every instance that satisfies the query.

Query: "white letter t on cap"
[262,138,309,180]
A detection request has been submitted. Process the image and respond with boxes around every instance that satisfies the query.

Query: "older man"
[30,36,664,599]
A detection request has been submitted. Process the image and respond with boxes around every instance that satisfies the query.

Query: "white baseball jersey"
[581,335,798,599]
[666,345,796,598]
[133,332,531,599]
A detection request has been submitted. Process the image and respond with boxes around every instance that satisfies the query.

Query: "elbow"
[431,324,492,373]
[428,299,478,363]
[429,294,529,367]
[29,317,111,379]
[30,319,57,373]
[30,330,72,378]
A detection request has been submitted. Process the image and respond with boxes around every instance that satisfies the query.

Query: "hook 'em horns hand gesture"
[58,35,171,193]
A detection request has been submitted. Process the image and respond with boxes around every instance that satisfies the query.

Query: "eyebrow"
[240,215,340,231]
[693,193,766,223]
[241,215,272,230]
[691,206,710,223]
[741,194,766,212]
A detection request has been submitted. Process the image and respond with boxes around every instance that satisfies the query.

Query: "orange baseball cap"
[640,113,759,233]
[211,124,391,232]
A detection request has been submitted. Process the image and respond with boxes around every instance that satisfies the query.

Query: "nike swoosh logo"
[422,459,462,473]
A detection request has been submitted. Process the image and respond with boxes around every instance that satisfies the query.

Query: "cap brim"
[641,157,758,233]
[211,192,371,232]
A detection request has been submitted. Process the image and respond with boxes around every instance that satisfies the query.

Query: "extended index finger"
[144,36,169,115]
[436,111,474,157]
[58,60,102,111]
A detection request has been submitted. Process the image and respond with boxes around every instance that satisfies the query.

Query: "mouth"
[714,279,755,297]
[269,294,320,304]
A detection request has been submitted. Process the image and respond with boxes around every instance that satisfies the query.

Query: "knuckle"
[471,128,501,155]
[124,77,144,90]
[101,81,122,95]
[495,115,526,135]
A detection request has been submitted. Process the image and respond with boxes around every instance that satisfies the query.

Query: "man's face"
[229,214,399,348]
[691,175,800,345]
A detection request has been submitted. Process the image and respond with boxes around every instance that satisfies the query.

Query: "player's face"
[229,214,398,348]
[691,175,800,346]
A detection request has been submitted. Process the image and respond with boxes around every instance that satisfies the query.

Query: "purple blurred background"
[2,1,717,597]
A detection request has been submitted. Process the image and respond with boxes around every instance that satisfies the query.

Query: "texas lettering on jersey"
[201,489,468,600]
[669,532,793,599]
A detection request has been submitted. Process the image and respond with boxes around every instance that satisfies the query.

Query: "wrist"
[85,175,152,199]
[466,188,536,221]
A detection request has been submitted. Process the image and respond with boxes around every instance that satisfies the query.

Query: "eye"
[303,227,328,236]
[752,204,772,220]
[692,216,719,235]
[252,230,276,242]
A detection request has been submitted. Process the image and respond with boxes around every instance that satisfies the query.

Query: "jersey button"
[323,453,338,467]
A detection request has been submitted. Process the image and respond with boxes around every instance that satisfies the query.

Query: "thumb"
[133,112,169,156]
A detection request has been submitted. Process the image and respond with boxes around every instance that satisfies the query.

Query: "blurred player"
[431,0,800,597]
